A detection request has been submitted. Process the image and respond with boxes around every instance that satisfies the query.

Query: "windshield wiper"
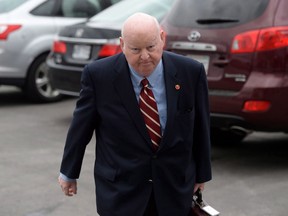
[196,18,239,25]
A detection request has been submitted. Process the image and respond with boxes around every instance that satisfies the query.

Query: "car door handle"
[213,59,230,67]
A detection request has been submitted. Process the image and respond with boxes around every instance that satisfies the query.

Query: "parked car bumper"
[210,72,288,132]
[47,58,82,96]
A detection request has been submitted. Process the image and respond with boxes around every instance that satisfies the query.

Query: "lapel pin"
[175,84,180,90]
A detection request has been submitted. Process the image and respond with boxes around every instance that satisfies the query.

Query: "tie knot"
[141,78,149,88]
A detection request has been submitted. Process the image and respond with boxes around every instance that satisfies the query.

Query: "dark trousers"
[100,192,159,216]
[143,192,158,216]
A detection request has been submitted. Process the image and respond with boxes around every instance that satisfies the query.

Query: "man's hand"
[58,176,77,196]
[194,183,205,193]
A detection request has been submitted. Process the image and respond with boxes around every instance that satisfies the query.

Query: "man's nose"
[140,50,149,60]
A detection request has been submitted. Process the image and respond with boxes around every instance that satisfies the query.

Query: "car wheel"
[210,127,247,145]
[25,54,62,103]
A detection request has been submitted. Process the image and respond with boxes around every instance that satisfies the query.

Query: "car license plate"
[187,55,210,74]
[72,45,91,60]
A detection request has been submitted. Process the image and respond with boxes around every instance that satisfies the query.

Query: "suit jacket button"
[148,179,153,183]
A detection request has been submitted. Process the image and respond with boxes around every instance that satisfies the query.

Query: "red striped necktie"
[139,78,161,152]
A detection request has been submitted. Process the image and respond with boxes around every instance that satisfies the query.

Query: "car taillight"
[242,100,271,112]
[256,27,288,51]
[231,27,288,54]
[52,41,67,53]
[231,30,259,53]
[98,44,121,58]
[0,24,21,40]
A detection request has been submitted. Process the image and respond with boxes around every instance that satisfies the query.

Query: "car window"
[30,0,57,16]
[0,0,28,13]
[166,0,270,28]
[61,0,122,18]
[89,0,176,23]
[62,0,101,18]
[29,0,104,18]
[110,0,121,3]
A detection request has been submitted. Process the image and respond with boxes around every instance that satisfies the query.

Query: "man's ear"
[119,37,125,52]
[160,30,166,49]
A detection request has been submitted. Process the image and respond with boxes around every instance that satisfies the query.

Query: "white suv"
[0,0,120,102]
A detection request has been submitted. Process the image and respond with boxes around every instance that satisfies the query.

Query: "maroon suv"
[161,0,288,143]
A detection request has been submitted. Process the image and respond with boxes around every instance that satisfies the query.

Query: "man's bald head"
[121,12,161,40]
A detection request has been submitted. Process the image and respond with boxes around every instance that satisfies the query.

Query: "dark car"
[161,0,288,143]
[46,0,176,96]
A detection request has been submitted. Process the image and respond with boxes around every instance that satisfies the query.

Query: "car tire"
[24,54,62,103]
[210,127,247,145]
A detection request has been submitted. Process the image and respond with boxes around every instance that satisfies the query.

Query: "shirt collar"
[129,59,163,88]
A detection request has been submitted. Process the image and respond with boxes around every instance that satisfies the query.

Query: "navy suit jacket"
[60,51,212,216]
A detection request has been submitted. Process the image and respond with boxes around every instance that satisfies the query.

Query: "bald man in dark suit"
[58,12,212,216]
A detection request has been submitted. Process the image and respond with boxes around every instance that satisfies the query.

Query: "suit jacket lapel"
[160,52,180,151]
[113,54,152,144]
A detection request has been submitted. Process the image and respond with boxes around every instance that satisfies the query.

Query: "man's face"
[120,29,165,77]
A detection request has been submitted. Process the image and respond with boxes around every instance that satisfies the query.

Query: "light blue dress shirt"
[60,60,167,182]
[129,59,167,135]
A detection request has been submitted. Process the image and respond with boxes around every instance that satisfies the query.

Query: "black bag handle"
[193,188,204,207]
[193,189,220,216]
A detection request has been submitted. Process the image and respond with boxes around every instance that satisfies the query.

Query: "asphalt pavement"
[1,86,288,216]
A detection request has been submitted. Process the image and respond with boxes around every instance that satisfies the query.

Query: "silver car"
[0,0,120,102]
